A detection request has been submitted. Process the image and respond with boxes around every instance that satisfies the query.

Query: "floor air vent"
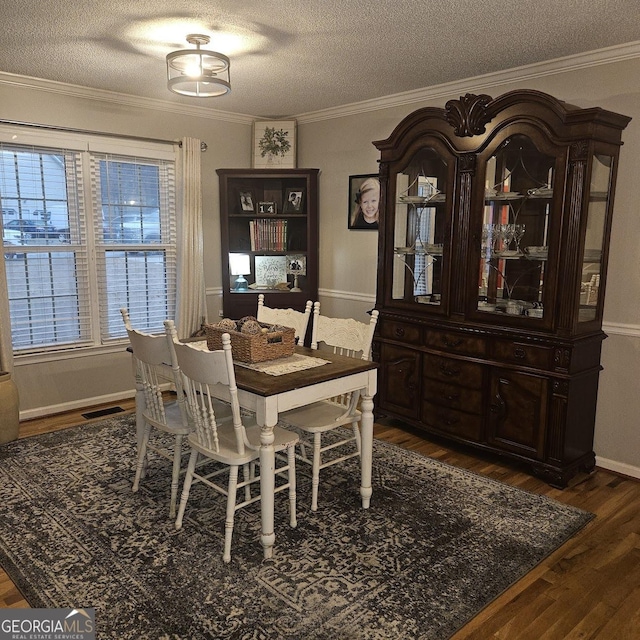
[81,406,125,420]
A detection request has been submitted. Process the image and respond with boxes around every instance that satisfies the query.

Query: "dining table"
[131,343,378,560]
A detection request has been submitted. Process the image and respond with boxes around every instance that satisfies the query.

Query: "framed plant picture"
[283,188,305,213]
[253,120,297,169]
[348,174,380,230]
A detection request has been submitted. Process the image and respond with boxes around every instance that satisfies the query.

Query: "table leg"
[359,393,374,509]
[259,421,276,559]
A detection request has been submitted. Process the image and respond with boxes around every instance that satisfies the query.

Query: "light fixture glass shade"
[167,34,231,97]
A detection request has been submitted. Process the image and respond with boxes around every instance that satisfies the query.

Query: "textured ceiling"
[1,0,640,118]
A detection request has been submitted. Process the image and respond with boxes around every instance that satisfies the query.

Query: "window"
[1,127,177,354]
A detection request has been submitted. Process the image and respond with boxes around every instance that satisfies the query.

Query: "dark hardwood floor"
[2,402,639,639]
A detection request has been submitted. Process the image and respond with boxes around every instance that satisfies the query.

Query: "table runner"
[235,353,330,376]
[185,340,330,375]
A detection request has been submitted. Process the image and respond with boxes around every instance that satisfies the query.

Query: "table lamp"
[286,255,306,292]
[229,253,250,291]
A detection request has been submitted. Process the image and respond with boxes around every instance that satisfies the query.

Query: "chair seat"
[143,401,192,435]
[187,421,299,466]
[280,401,361,433]
[145,398,233,435]
[245,423,300,450]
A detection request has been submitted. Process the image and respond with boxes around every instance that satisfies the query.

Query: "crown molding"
[296,40,640,123]
[3,40,639,129]
[0,71,254,125]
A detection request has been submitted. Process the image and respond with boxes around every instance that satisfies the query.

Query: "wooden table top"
[129,342,377,398]
[232,346,378,397]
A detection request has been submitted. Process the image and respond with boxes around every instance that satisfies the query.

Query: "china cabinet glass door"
[579,153,612,323]
[392,147,449,307]
[477,134,555,319]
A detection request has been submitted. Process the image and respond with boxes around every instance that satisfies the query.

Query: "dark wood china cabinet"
[373,90,630,486]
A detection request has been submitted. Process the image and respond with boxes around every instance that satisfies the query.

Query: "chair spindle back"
[165,320,247,456]
[257,294,314,345]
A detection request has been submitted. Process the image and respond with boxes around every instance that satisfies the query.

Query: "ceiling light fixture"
[166,34,230,98]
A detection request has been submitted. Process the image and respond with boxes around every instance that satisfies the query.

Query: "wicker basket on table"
[204,322,295,363]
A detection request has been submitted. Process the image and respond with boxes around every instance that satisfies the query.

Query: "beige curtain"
[0,246,14,373]
[175,137,207,339]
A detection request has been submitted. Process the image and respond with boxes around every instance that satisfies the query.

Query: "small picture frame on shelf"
[286,254,306,292]
[286,254,306,275]
[283,188,304,213]
[239,191,254,212]
[258,201,277,214]
[348,174,380,230]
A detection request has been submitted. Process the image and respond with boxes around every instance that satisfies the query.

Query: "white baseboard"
[19,389,136,421]
[596,456,640,481]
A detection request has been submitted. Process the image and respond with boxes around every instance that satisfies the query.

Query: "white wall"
[1,47,639,477]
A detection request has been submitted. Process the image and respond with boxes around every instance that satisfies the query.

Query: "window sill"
[14,341,130,366]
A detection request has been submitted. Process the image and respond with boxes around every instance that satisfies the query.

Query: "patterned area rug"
[0,414,593,639]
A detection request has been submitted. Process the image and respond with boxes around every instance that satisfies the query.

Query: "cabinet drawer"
[492,340,553,369]
[424,353,483,389]
[423,378,483,414]
[378,344,421,420]
[424,329,486,357]
[380,320,422,345]
[422,400,483,441]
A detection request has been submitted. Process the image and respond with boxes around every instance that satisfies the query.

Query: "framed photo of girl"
[348,174,380,230]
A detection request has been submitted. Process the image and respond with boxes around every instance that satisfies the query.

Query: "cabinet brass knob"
[513,347,526,359]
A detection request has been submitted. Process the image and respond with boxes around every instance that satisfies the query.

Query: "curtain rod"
[0,119,207,151]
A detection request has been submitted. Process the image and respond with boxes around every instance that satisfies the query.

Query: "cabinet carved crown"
[444,93,493,137]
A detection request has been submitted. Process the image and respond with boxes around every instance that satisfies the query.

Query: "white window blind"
[91,153,177,340]
[1,132,177,354]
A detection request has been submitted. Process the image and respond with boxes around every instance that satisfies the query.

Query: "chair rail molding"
[602,321,640,338]
[319,287,376,305]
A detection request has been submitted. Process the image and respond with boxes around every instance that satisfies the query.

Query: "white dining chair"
[279,304,379,511]
[165,320,300,563]
[120,308,193,518]
[257,294,314,345]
